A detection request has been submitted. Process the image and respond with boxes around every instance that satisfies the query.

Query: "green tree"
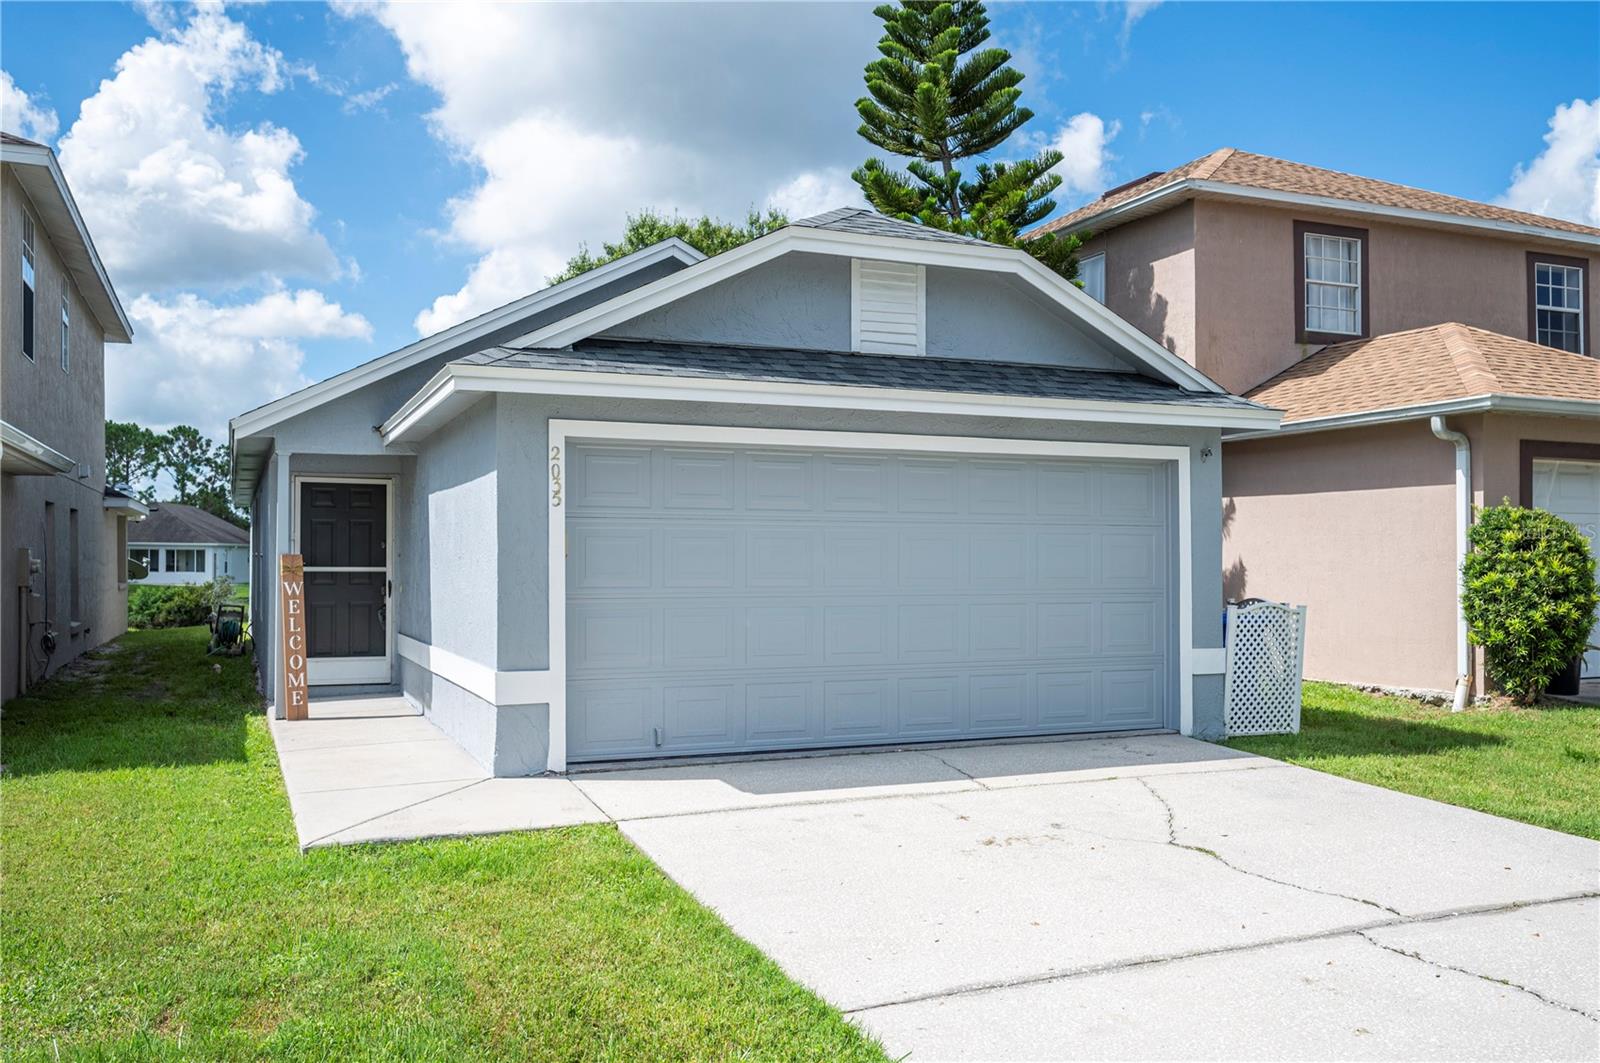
[104,420,162,499]
[550,209,788,285]
[159,425,215,507]
[852,0,1082,276]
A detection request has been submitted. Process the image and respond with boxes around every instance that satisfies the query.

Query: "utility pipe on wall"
[1430,416,1472,712]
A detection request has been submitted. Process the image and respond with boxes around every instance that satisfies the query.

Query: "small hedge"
[128,579,233,630]
[1462,503,1598,704]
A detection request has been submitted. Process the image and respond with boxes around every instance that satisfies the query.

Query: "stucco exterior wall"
[1,168,124,701]
[1075,201,1197,367]
[1223,421,1461,692]
[1192,199,1598,394]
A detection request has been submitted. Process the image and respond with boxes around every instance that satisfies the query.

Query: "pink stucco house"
[1032,148,1600,700]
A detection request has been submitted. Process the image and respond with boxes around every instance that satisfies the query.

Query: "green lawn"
[1226,681,1600,840]
[1,628,884,1061]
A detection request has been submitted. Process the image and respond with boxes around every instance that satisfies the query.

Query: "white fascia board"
[227,238,705,442]
[509,223,1227,395]
[0,419,77,473]
[1048,177,1600,250]
[381,362,1280,445]
[104,497,151,517]
[1,143,133,342]
[1226,394,1600,441]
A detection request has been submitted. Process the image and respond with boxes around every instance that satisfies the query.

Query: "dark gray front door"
[300,480,389,683]
[566,442,1173,762]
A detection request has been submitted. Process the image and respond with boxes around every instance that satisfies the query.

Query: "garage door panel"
[566,442,1173,761]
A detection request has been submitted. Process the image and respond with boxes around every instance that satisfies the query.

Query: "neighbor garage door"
[565,441,1173,762]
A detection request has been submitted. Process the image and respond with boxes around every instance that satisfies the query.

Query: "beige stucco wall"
[1076,201,1197,367]
[1223,412,1600,695]
[1192,199,1597,394]
[1222,420,1461,692]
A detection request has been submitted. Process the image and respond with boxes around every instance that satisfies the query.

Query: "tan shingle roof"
[1031,148,1600,240]
[1246,324,1600,423]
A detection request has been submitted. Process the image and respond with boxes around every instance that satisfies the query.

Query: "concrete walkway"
[270,697,606,847]
[270,711,1600,1059]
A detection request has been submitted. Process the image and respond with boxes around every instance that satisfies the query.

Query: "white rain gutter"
[1430,416,1472,712]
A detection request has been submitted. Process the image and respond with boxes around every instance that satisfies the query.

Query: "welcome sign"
[279,553,309,720]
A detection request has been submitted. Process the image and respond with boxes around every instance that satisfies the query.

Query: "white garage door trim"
[546,419,1200,772]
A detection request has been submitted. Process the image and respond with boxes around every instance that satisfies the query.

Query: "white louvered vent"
[851,259,925,355]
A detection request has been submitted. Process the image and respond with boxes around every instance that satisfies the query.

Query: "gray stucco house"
[3,132,143,702]
[230,209,1279,774]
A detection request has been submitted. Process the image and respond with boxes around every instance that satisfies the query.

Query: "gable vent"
[851,259,925,356]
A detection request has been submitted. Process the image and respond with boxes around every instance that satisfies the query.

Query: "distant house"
[129,503,249,586]
[2,131,141,702]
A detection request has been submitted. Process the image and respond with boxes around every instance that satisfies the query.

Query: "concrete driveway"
[577,735,1600,1061]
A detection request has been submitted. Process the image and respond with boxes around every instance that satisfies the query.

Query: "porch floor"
[270,696,607,848]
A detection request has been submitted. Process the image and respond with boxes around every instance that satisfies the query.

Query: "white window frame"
[1303,231,1363,337]
[21,210,36,361]
[164,548,207,573]
[1533,260,1584,355]
[1079,252,1107,304]
[60,294,69,372]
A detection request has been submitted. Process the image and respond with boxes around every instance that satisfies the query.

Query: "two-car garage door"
[565,441,1174,762]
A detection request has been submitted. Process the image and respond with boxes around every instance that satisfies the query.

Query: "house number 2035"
[550,445,563,506]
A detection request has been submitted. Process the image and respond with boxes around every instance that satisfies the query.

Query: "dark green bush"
[1462,503,1598,704]
[128,584,214,629]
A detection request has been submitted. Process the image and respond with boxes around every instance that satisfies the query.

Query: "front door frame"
[546,419,1197,772]
[290,473,396,686]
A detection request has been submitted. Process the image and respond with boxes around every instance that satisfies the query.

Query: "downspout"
[1430,416,1472,712]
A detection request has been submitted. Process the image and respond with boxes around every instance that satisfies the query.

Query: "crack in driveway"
[845,892,1600,1016]
[1137,776,1403,916]
[1355,930,1599,1022]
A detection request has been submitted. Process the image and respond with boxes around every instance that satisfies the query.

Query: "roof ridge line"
[1191,147,1236,180]
[1437,322,1501,395]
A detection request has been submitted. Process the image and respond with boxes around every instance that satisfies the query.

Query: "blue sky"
[2,1,1596,437]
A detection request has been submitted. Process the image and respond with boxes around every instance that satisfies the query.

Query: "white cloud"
[1500,97,1600,227]
[0,70,60,142]
[54,4,339,292]
[766,169,865,222]
[347,1,878,334]
[111,288,372,437]
[1118,1,1164,50]
[1049,112,1121,199]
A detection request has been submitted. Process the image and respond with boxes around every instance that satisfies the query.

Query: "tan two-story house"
[1032,148,1600,699]
[2,132,142,701]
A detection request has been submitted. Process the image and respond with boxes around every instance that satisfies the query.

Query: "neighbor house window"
[164,548,206,573]
[1079,253,1106,303]
[21,210,36,361]
[59,295,69,372]
[1527,253,1586,355]
[1295,221,1368,342]
[131,548,160,573]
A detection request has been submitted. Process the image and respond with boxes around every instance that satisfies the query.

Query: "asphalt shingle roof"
[1247,323,1600,423]
[131,502,249,546]
[461,338,1264,411]
[791,207,998,246]
[1030,148,1600,240]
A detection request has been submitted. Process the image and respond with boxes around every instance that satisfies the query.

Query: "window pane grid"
[1533,262,1585,354]
[1304,233,1361,336]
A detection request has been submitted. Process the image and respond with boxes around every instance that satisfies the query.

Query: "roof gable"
[507,209,1226,394]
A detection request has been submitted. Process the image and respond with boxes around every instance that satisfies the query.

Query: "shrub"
[128,584,215,630]
[1462,503,1599,704]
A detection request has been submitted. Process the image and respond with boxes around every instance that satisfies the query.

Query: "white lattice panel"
[1224,601,1307,736]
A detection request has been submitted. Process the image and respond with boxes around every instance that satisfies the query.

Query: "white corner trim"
[397,634,555,707]
[1191,648,1227,675]
[228,238,704,442]
[379,362,1279,445]
[506,223,1226,395]
[546,419,1208,771]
